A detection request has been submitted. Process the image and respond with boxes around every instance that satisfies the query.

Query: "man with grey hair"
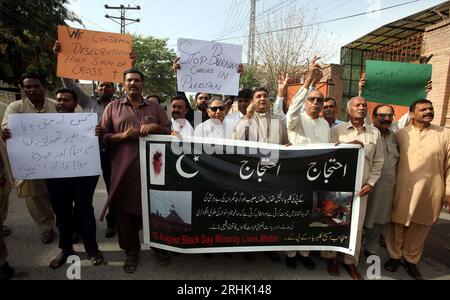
[194,98,234,139]
[322,96,384,280]
[281,57,330,271]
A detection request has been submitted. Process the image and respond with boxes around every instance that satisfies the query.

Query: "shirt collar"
[97,95,117,104]
[346,121,367,131]
[120,96,150,106]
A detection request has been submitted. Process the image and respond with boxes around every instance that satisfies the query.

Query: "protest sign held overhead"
[141,136,364,255]
[176,38,243,96]
[57,25,132,83]
[362,60,432,106]
[6,113,102,180]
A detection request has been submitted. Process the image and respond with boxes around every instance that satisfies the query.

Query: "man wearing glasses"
[283,58,330,271]
[363,105,398,258]
[194,98,233,139]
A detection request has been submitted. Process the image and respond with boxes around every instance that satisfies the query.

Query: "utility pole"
[104,4,140,95]
[248,0,257,65]
[105,4,141,34]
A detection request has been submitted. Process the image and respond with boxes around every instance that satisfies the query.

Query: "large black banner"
[140,136,364,255]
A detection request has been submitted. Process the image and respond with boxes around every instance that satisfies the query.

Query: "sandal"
[123,255,138,274]
[49,251,74,270]
[89,251,104,266]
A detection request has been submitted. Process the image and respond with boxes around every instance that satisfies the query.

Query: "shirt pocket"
[141,115,157,125]
[387,142,399,159]
[365,141,377,161]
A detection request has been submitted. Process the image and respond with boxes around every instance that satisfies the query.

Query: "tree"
[253,3,337,93]
[0,0,80,87]
[132,35,177,102]
[239,64,261,89]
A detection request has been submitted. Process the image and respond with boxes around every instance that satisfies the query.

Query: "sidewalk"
[3,179,450,280]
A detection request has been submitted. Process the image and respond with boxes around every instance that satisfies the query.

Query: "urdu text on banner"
[140,136,364,256]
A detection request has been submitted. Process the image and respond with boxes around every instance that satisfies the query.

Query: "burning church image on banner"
[149,190,192,233]
[309,191,353,228]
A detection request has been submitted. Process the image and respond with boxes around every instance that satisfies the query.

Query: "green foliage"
[0,0,81,88]
[239,64,261,89]
[132,35,177,103]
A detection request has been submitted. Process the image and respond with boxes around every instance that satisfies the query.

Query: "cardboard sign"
[57,25,132,83]
[177,38,243,96]
[363,60,432,106]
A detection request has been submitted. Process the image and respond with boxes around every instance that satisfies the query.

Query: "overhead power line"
[214,0,422,42]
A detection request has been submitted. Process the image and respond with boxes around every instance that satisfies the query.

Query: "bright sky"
[67,0,448,64]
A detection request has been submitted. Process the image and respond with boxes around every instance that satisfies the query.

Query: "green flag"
[362,60,432,106]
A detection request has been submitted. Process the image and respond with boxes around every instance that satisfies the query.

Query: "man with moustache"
[171,95,194,138]
[225,88,253,130]
[2,73,56,244]
[233,87,288,144]
[363,105,399,257]
[100,68,171,273]
[323,96,384,280]
[323,98,344,128]
[233,87,288,262]
[384,100,450,280]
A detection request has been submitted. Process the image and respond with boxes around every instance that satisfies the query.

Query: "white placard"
[177,38,243,96]
[6,113,102,180]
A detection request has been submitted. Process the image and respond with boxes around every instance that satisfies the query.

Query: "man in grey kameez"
[363,105,399,256]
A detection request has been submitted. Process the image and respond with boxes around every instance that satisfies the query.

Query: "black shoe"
[89,250,104,266]
[285,257,297,269]
[298,255,315,270]
[403,261,424,280]
[105,227,116,238]
[0,262,15,280]
[384,258,402,272]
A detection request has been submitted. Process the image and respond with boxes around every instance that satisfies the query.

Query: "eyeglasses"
[376,113,395,119]
[307,97,324,103]
[209,106,226,112]
[198,96,210,100]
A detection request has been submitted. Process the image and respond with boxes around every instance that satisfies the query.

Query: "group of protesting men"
[0,45,448,280]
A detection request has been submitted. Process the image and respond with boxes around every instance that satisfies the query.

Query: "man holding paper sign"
[45,88,104,269]
[1,73,56,245]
